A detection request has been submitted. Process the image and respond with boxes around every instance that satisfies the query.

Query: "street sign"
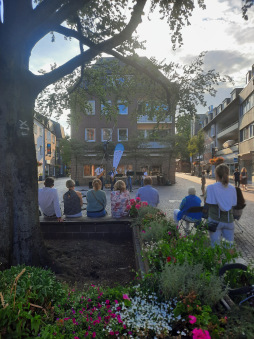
[234,158,238,163]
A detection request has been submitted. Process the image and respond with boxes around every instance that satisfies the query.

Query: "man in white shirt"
[141,168,148,187]
[95,164,105,189]
[38,177,63,221]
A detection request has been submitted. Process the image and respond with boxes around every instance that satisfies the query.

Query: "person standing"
[109,167,117,191]
[205,164,237,248]
[200,171,206,196]
[136,176,159,207]
[63,179,83,217]
[126,166,133,192]
[95,164,105,190]
[38,177,63,221]
[240,167,248,191]
[141,167,148,187]
[233,168,240,187]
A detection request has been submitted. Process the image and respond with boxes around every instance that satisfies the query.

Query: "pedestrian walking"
[200,171,206,196]
[240,167,248,191]
[205,164,237,248]
[233,168,240,187]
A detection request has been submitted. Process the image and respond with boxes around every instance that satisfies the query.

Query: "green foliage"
[223,305,254,338]
[141,219,172,243]
[142,227,239,274]
[160,261,227,307]
[188,130,205,158]
[0,265,66,338]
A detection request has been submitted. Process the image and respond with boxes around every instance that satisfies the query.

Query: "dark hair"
[235,187,246,209]
[44,177,54,187]
[144,176,152,185]
[215,164,229,186]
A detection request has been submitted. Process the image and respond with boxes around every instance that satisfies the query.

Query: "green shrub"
[0,265,66,338]
[141,219,170,243]
[160,261,227,307]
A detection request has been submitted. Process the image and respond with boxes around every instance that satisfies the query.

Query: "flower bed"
[1,206,254,338]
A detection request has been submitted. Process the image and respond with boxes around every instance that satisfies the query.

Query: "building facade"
[34,115,65,180]
[71,100,174,186]
[200,87,243,177]
[238,65,254,183]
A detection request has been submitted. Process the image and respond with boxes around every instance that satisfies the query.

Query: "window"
[40,128,43,136]
[118,128,128,141]
[52,135,55,144]
[85,128,96,141]
[101,100,112,115]
[241,92,254,116]
[47,143,51,155]
[250,124,254,138]
[40,146,43,155]
[118,101,128,115]
[47,131,51,142]
[86,100,95,115]
[101,128,112,141]
[34,125,38,134]
[83,165,96,176]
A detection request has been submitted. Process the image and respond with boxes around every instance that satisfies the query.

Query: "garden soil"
[45,239,136,290]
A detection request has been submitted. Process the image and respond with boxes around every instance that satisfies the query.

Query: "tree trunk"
[0,73,49,269]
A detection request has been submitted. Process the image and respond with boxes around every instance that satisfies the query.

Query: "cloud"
[179,50,252,86]
[228,24,254,44]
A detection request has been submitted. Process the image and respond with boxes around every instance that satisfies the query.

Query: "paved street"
[39,173,254,264]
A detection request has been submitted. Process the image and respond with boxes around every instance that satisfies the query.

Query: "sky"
[27,0,254,134]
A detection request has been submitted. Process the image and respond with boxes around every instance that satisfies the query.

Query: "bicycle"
[219,263,254,307]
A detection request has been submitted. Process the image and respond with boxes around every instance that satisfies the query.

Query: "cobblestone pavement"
[39,173,254,265]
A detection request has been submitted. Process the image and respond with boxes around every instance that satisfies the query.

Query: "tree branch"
[34,0,146,91]
[28,0,91,49]
[51,24,178,110]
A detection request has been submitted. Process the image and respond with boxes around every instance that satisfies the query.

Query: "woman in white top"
[205,164,237,247]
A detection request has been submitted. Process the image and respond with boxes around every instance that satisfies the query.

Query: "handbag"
[207,220,219,232]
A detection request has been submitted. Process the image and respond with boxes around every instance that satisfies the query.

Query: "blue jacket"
[177,195,202,221]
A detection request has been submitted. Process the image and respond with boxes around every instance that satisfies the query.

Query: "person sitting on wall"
[38,177,63,221]
[173,187,202,232]
[111,180,130,218]
[136,176,159,207]
[63,179,83,218]
[86,178,107,218]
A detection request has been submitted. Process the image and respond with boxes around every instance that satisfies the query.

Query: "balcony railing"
[217,121,238,139]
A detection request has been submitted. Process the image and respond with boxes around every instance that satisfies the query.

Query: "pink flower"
[92,332,96,338]
[136,197,141,202]
[126,204,131,210]
[114,300,118,304]
[142,201,148,206]
[189,315,197,324]
[135,204,141,209]
[130,199,136,205]
[109,331,114,336]
[192,328,211,339]
[105,299,110,304]
[167,256,171,262]
[123,294,130,300]
[142,230,146,233]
